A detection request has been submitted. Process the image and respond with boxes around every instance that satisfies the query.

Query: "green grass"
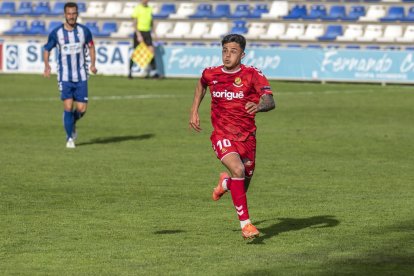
[0,74,413,275]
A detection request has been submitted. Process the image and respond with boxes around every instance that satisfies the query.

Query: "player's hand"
[137,32,143,43]
[43,65,51,78]
[245,102,258,114]
[90,65,98,74]
[189,112,202,132]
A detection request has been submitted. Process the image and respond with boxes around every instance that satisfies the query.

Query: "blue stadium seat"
[85,22,100,37]
[47,21,62,33]
[380,6,405,22]
[287,44,301,48]
[247,4,268,19]
[0,2,16,15]
[13,2,33,16]
[23,20,46,35]
[48,2,65,16]
[345,45,360,49]
[283,5,307,20]
[95,22,117,37]
[31,2,50,16]
[77,2,87,13]
[210,4,231,19]
[303,5,327,20]
[343,6,365,21]
[365,45,380,50]
[189,4,213,19]
[318,25,343,41]
[402,7,414,22]
[153,4,176,19]
[191,42,206,46]
[229,4,251,19]
[322,5,346,20]
[4,20,28,35]
[230,20,248,34]
[307,44,322,49]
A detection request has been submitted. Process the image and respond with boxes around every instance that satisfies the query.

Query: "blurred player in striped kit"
[43,2,97,148]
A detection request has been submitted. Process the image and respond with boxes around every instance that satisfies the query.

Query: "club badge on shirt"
[233,77,243,87]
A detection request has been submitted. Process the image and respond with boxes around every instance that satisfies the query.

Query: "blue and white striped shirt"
[44,23,93,82]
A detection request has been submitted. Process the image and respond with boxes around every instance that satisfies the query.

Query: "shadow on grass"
[77,133,155,146]
[248,215,340,245]
[153,230,186,235]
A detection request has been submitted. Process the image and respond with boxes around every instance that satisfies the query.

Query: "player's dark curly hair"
[64,2,78,12]
[221,34,246,51]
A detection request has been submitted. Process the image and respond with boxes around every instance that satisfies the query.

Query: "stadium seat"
[379,6,405,22]
[0,2,16,15]
[31,1,50,16]
[111,21,133,38]
[229,4,251,19]
[356,25,383,41]
[261,1,289,19]
[302,5,327,20]
[170,3,195,19]
[47,2,65,16]
[258,23,286,40]
[247,4,269,19]
[118,2,136,18]
[396,25,414,42]
[336,24,364,41]
[230,20,248,34]
[376,25,403,42]
[343,6,366,21]
[402,7,414,22]
[318,25,343,41]
[297,24,324,40]
[13,1,33,16]
[154,21,174,38]
[83,2,105,18]
[47,21,62,33]
[183,22,210,39]
[23,20,46,35]
[345,45,361,49]
[283,5,307,20]
[279,23,305,40]
[322,5,346,20]
[164,22,192,38]
[153,3,176,19]
[209,4,231,19]
[189,4,213,19]
[359,5,386,22]
[4,20,28,35]
[202,22,229,39]
[85,22,100,36]
[244,22,267,39]
[98,2,122,18]
[95,22,117,37]
[0,19,12,34]
[78,2,87,14]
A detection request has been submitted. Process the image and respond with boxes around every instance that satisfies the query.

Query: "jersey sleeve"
[252,68,273,96]
[200,68,209,87]
[84,27,94,46]
[131,6,139,19]
[43,31,57,52]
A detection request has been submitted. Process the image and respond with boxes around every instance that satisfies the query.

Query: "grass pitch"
[0,74,413,275]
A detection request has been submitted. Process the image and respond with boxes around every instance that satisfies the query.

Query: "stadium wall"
[2,41,414,84]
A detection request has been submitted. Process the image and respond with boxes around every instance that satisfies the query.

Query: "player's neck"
[64,22,76,31]
[223,64,242,73]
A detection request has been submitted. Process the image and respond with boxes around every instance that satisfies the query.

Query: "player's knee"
[231,164,245,178]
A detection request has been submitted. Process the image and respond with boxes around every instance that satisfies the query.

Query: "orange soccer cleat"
[242,223,260,239]
[212,172,229,201]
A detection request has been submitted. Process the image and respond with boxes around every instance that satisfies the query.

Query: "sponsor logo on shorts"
[212,90,244,100]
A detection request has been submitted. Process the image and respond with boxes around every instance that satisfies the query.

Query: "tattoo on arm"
[257,94,276,112]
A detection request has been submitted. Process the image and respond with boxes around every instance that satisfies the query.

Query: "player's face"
[64,7,78,27]
[222,42,245,71]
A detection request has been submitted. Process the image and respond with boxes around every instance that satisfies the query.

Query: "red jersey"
[200,64,273,141]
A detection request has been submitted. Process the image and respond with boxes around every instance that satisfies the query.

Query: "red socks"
[228,178,250,221]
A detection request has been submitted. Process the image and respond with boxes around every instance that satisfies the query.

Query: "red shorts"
[210,134,256,177]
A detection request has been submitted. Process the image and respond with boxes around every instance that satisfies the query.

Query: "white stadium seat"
[98,2,122,18]
[202,22,229,39]
[154,21,174,38]
[82,1,105,18]
[336,25,364,41]
[118,2,136,18]
[297,24,324,41]
[279,23,305,40]
[396,26,414,42]
[356,25,383,42]
[261,1,289,19]
[244,22,267,39]
[183,22,210,39]
[376,25,403,42]
[169,3,195,19]
[0,19,12,34]
[111,21,133,38]
[165,22,191,39]
[359,5,387,22]
[258,23,286,40]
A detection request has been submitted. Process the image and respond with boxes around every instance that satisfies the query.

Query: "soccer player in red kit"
[189,34,276,239]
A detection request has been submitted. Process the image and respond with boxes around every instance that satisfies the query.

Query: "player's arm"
[88,41,97,74]
[43,50,51,78]
[189,80,207,132]
[245,94,275,114]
